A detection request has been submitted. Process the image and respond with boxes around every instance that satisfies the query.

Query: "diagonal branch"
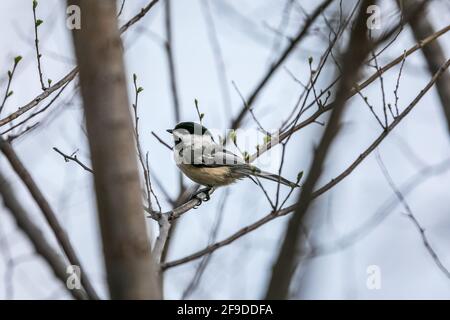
[0,0,161,128]
[0,171,88,300]
[265,0,373,298]
[231,0,334,130]
[398,0,450,134]
[164,0,183,191]
[249,23,450,163]
[161,57,450,273]
[0,138,99,300]
[375,150,450,279]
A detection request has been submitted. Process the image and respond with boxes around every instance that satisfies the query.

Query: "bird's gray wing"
[185,143,299,188]
[193,145,246,167]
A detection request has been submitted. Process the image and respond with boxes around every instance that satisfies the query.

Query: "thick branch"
[0,138,99,300]
[0,172,88,300]
[398,0,450,134]
[69,0,160,299]
[265,0,373,299]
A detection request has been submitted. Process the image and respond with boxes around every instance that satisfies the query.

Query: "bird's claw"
[189,188,212,208]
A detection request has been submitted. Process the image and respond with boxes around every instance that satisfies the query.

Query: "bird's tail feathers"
[237,165,299,188]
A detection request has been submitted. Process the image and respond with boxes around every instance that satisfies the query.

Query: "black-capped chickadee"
[166,122,299,201]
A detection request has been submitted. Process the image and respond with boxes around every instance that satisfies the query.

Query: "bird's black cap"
[169,122,211,136]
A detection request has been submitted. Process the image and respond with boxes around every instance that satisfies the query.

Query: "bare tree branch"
[32,0,49,91]
[69,0,161,299]
[265,0,373,298]
[0,0,161,128]
[0,138,99,299]
[231,0,334,130]
[249,23,450,163]
[0,171,88,300]
[398,0,450,134]
[375,150,450,279]
[161,14,450,275]
[164,0,183,191]
[53,147,93,173]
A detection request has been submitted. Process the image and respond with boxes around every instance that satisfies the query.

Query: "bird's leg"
[189,186,215,208]
[203,186,215,201]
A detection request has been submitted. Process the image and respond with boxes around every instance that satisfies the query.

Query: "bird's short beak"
[166,129,173,134]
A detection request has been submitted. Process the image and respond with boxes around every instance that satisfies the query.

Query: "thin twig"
[0,138,99,299]
[132,74,158,213]
[393,50,407,117]
[182,190,229,299]
[375,150,450,279]
[0,0,161,128]
[146,153,162,212]
[232,81,269,135]
[248,24,450,163]
[371,49,388,127]
[53,147,164,219]
[355,86,385,129]
[164,0,181,124]
[0,172,88,300]
[117,0,126,17]
[231,0,334,130]
[1,81,70,136]
[53,147,93,173]
[32,0,48,91]
[0,56,22,115]
[200,0,232,122]
[194,99,204,125]
[151,131,173,150]
[119,0,160,33]
[267,0,295,65]
[306,158,450,258]
[6,123,40,142]
[164,0,183,190]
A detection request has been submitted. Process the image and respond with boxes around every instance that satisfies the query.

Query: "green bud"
[230,130,237,144]
[48,79,52,86]
[297,171,304,182]
[33,0,38,9]
[14,56,22,65]
[35,19,43,27]
[133,73,137,82]
[137,87,144,93]
[7,91,13,97]
[263,135,271,144]
[308,56,313,64]
[243,152,250,162]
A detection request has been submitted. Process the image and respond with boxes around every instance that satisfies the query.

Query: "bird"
[166,121,299,203]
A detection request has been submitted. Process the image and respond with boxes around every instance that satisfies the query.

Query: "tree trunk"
[264,0,373,299]
[398,0,450,134]
[68,0,161,299]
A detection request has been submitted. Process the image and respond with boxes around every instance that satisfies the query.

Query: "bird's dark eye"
[174,136,182,145]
